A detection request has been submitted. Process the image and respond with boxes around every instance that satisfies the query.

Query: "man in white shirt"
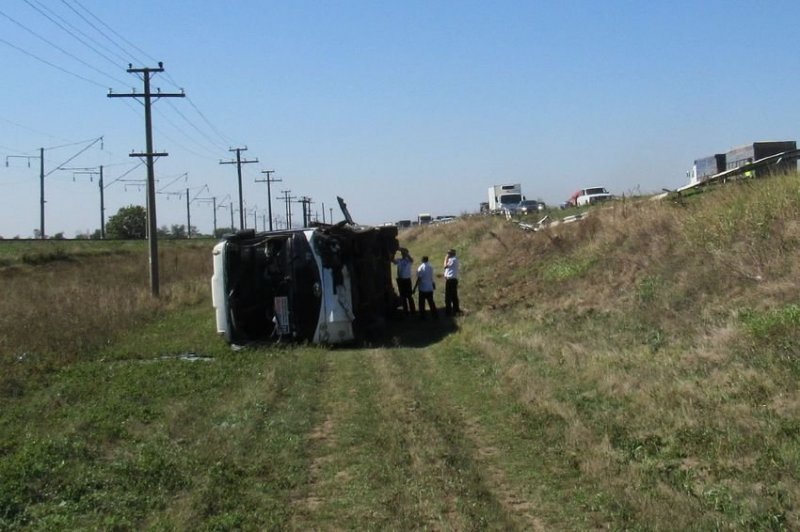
[443,248,460,316]
[414,255,438,320]
[393,247,415,315]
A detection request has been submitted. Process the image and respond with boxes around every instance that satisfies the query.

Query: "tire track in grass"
[288,349,428,529]
[409,344,548,531]
[289,355,337,520]
[369,348,465,529]
[385,348,520,530]
[155,347,331,529]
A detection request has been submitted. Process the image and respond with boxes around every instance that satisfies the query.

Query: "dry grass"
[0,242,212,366]
[2,176,799,527]
[398,175,800,527]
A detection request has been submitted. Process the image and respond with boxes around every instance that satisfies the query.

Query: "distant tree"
[90,229,103,240]
[33,229,42,239]
[170,224,187,239]
[106,205,147,239]
[51,232,65,240]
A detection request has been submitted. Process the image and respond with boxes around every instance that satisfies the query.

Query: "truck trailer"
[725,141,797,175]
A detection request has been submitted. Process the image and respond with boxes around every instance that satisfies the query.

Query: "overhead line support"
[107,62,185,296]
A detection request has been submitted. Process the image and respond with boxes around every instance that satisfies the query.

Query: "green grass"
[2,174,800,528]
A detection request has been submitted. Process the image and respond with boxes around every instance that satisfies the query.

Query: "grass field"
[2,175,800,529]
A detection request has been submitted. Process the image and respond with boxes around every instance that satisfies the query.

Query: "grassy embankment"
[1,174,799,529]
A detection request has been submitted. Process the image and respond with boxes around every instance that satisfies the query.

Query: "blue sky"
[1,1,798,237]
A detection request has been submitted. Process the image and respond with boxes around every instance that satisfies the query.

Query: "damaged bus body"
[211,206,399,345]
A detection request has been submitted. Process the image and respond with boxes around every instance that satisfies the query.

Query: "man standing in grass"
[443,248,460,316]
[393,247,416,315]
[414,256,437,320]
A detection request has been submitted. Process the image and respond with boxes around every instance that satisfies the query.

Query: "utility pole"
[38,148,44,238]
[255,169,281,231]
[220,147,258,230]
[196,196,218,235]
[108,63,185,296]
[6,152,44,238]
[185,188,191,238]
[65,165,105,238]
[279,190,296,229]
[297,196,312,227]
[322,202,326,224]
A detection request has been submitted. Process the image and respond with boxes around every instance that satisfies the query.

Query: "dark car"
[517,200,543,214]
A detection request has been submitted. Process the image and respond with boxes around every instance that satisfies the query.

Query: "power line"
[0,36,106,88]
[24,0,128,69]
[0,8,129,86]
[163,99,228,153]
[45,136,103,177]
[63,0,145,65]
[62,0,238,162]
[185,96,237,147]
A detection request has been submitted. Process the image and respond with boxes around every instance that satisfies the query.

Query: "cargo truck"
[211,198,399,345]
[487,184,524,214]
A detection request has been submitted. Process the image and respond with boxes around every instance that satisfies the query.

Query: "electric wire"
[25,0,129,70]
[163,99,229,153]
[3,2,250,211]
[66,0,241,160]
[186,96,238,148]
[0,8,129,87]
[44,137,103,177]
[61,0,145,66]
[0,35,107,88]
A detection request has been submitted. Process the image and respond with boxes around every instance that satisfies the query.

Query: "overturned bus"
[211,201,399,345]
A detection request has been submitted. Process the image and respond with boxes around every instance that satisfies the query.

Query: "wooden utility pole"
[279,190,296,229]
[108,62,185,296]
[255,169,281,231]
[298,196,312,227]
[220,147,258,230]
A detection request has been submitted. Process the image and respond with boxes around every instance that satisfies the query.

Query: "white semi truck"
[487,184,524,214]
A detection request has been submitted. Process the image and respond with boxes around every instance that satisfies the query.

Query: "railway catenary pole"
[297,196,312,227]
[108,62,184,296]
[65,166,106,238]
[186,188,191,238]
[220,147,258,231]
[255,169,280,231]
[279,190,296,229]
[39,148,44,238]
[212,196,217,235]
